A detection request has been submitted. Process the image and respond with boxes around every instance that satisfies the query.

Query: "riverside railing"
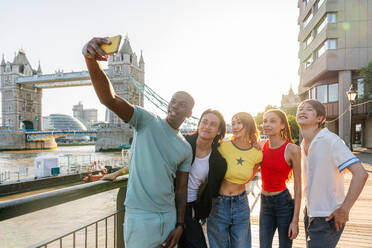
[0,175,128,248]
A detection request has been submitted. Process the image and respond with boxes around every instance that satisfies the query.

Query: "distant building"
[0,50,42,130]
[280,87,301,111]
[83,108,97,123]
[72,102,84,121]
[43,114,89,143]
[43,114,87,131]
[72,102,97,128]
[298,0,372,148]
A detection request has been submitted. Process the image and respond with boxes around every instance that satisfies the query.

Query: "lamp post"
[346,84,357,151]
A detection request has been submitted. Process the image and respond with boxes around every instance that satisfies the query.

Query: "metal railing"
[30,209,122,248]
[0,154,129,184]
[0,167,29,183]
[0,175,128,248]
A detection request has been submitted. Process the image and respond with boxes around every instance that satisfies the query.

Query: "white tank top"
[187,153,211,203]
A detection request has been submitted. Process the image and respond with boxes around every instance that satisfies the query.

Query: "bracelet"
[175,222,186,229]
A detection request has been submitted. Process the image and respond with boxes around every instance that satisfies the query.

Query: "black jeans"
[178,203,207,248]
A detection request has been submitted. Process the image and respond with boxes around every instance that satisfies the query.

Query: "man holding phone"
[82,37,194,248]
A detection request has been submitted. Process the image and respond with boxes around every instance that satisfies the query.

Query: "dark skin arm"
[162,171,188,248]
[82,37,134,122]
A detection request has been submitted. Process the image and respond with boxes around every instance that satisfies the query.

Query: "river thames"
[0,145,122,247]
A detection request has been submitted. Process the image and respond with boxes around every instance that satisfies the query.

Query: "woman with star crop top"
[259,109,301,248]
[207,112,262,248]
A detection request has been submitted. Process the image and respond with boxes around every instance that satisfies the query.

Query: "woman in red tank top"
[259,109,302,248]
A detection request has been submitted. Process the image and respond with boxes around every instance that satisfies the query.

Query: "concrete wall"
[365,117,372,148]
[338,70,352,147]
[25,139,57,150]
[0,132,57,150]
[0,132,26,150]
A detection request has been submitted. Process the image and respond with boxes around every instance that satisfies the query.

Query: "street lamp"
[346,84,358,151]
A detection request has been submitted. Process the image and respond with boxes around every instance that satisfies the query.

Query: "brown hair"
[232,112,258,145]
[298,99,326,128]
[264,109,292,142]
[197,109,226,147]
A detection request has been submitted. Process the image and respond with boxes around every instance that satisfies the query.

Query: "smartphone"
[100,35,122,55]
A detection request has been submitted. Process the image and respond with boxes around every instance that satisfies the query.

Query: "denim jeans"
[207,191,251,248]
[178,203,208,248]
[304,208,344,248]
[259,188,294,248]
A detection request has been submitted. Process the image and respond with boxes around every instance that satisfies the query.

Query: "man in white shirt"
[296,99,368,248]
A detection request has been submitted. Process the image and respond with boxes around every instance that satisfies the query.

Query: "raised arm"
[82,37,134,123]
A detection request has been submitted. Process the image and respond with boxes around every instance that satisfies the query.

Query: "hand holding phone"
[100,35,122,55]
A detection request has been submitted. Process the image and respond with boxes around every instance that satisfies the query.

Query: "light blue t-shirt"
[124,106,192,212]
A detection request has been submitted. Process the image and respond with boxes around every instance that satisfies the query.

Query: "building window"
[308,87,317,99]
[312,87,316,99]
[317,17,326,34]
[316,13,337,34]
[317,85,328,103]
[317,39,337,57]
[303,11,313,27]
[304,34,313,48]
[328,13,336,23]
[328,83,338,102]
[317,42,327,57]
[317,0,326,9]
[328,39,337,49]
[304,55,313,68]
[357,78,364,99]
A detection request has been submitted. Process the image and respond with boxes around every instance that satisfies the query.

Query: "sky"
[0,0,300,123]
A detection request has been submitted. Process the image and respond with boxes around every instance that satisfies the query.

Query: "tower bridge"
[1,37,197,151]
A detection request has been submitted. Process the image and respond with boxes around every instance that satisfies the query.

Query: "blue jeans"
[259,188,294,248]
[207,191,251,248]
[304,208,344,248]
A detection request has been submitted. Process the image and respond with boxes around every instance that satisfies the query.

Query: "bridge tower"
[96,36,145,151]
[0,50,42,131]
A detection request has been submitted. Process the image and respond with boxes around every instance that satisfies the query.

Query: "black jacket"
[184,133,227,220]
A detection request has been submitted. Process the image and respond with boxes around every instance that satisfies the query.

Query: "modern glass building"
[43,114,87,131]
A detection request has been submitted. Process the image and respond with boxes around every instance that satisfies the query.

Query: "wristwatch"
[175,222,186,229]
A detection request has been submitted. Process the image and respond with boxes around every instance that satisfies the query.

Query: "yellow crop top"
[218,140,263,184]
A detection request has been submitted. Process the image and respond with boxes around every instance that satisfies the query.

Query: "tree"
[287,114,299,144]
[359,62,372,116]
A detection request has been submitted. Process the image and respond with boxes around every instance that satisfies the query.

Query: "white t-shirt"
[187,153,211,203]
[301,128,361,217]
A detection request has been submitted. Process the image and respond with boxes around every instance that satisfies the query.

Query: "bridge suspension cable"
[128,76,199,129]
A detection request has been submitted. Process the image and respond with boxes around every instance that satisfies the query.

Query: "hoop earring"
[280,129,285,139]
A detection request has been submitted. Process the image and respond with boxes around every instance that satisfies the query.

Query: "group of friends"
[82,37,369,248]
